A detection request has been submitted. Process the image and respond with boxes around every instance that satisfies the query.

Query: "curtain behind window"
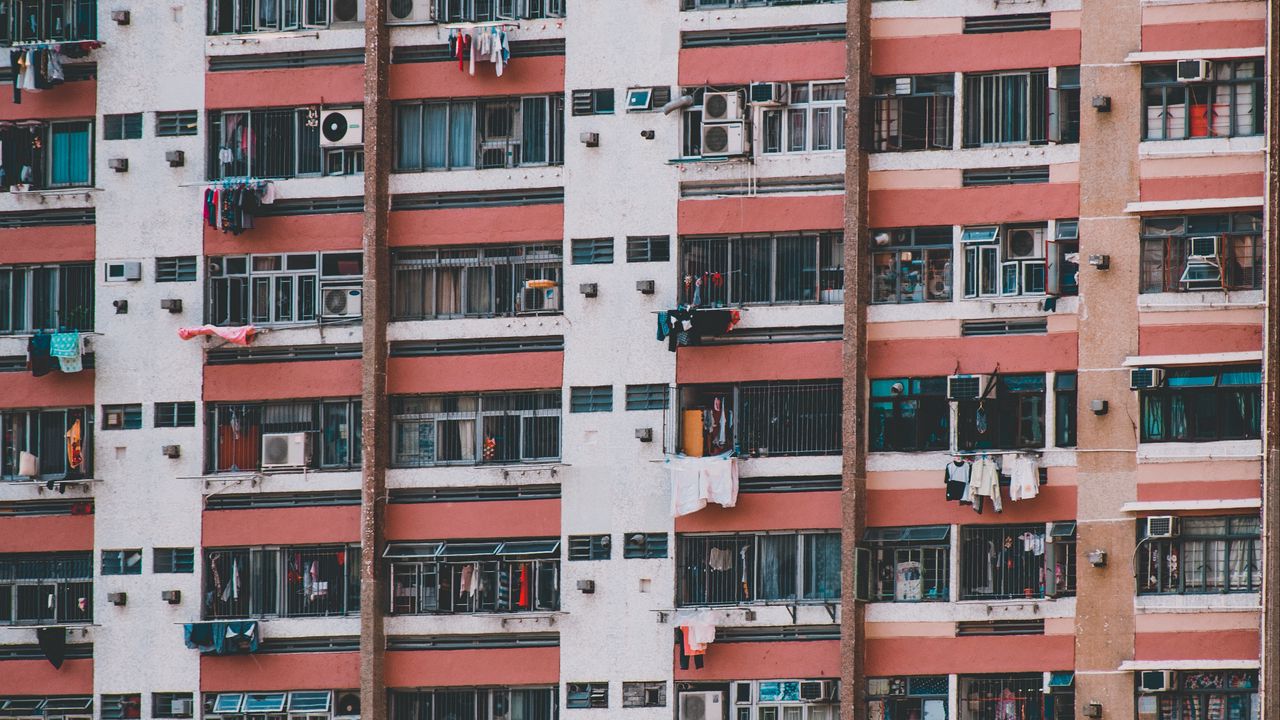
[49,123,90,186]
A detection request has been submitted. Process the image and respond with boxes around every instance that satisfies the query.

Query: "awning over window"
[1050,521,1077,539]
[212,694,244,715]
[863,526,950,543]
[381,542,444,559]
[961,226,999,243]
[1049,672,1075,688]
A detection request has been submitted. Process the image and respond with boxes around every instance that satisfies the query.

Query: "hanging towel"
[50,331,81,372]
[669,455,707,517]
[65,419,83,473]
[702,453,738,509]
[27,333,54,377]
[1007,455,1040,501]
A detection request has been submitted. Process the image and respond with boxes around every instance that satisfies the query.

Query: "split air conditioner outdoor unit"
[319,109,363,148]
[702,91,744,122]
[700,122,747,157]
[321,285,363,318]
[261,432,310,469]
[679,691,723,720]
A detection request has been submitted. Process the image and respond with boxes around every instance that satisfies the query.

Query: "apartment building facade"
[0,1,1273,720]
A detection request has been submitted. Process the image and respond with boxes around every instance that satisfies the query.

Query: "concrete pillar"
[1260,3,1279,715]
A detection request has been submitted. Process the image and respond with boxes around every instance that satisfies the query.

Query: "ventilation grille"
[682,24,846,48]
[960,318,1049,336]
[258,636,360,654]
[393,39,565,63]
[739,475,842,494]
[716,626,839,643]
[254,197,365,217]
[0,354,95,372]
[0,643,93,660]
[962,166,1051,186]
[206,343,363,365]
[956,620,1046,636]
[0,207,94,229]
[205,491,362,511]
[0,499,93,517]
[208,49,364,72]
[964,13,1052,34]
[389,336,563,357]
[390,484,560,504]
[681,175,844,198]
[697,325,843,346]
[391,188,563,211]
[386,633,559,651]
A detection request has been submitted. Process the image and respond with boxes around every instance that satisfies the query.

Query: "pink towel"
[177,324,258,346]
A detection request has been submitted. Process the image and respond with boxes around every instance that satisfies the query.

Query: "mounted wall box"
[160,298,182,313]
[1089,399,1108,415]
[1088,254,1110,269]
[634,428,653,442]
[108,592,127,606]
[635,280,655,294]
[161,445,181,459]
[161,590,181,604]
[110,10,130,24]
[108,158,128,172]
[576,579,595,594]
[1082,702,1102,718]
[106,261,142,282]
[1091,95,1111,112]
[579,132,599,147]
[113,299,128,314]
[579,283,598,298]
[165,150,185,167]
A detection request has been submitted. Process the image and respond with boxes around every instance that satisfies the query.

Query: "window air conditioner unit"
[321,284,363,318]
[262,432,310,469]
[1187,235,1219,259]
[320,109,364,148]
[1176,59,1211,83]
[701,122,747,157]
[1129,368,1166,390]
[1004,227,1045,260]
[799,680,835,703]
[105,261,142,282]
[702,91,744,122]
[171,699,193,716]
[749,82,789,107]
[1139,670,1176,693]
[947,374,995,401]
[386,0,431,24]
[679,691,722,720]
[334,693,360,718]
[1145,516,1180,539]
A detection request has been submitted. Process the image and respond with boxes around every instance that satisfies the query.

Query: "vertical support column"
[840,1,871,718]
[1075,0,1141,716]
[1260,4,1279,716]
[360,1,391,719]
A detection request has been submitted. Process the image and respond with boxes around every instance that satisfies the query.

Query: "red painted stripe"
[201,652,359,691]
[388,204,563,248]
[867,486,1077,527]
[867,635,1073,676]
[0,369,93,410]
[1136,480,1260,503]
[870,184,1079,228]
[1140,173,1264,203]
[676,342,841,385]
[388,352,563,395]
[386,647,559,687]
[389,55,565,100]
[1137,324,1260,357]
[0,226,94,264]
[386,499,559,541]
[206,66,363,109]
[203,506,360,546]
[203,360,362,402]
[0,514,92,553]
[679,42,845,86]
[0,80,95,121]
[871,30,1080,76]
[1141,20,1266,53]
[678,196,843,237]
[869,334,1080,377]
[674,640,839,681]
[0,658,92,694]
[675,491,840,533]
[205,213,363,256]
[1135,630,1258,661]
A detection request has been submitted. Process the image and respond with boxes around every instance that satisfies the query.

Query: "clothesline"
[3,40,103,50]
[437,20,520,31]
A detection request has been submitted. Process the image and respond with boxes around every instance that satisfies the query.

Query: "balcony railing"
[667,381,843,458]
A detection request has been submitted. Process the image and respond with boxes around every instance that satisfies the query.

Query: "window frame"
[962,69,1050,148]
[868,377,950,452]
[675,531,841,606]
[1136,670,1258,720]
[392,95,565,172]
[1137,515,1260,595]
[0,406,94,481]
[207,106,325,180]
[202,544,361,620]
[870,226,953,304]
[206,251,362,327]
[1138,364,1261,443]
[1139,212,1264,293]
[870,74,955,152]
[389,390,562,468]
[0,551,94,625]
[761,80,846,155]
[0,262,94,334]
[205,398,363,473]
[390,243,562,321]
[673,381,843,457]
[680,232,844,307]
[862,527,951,602]
[956,373,1047,451]
[961,223,1049,299]
[1141,59,1265,141]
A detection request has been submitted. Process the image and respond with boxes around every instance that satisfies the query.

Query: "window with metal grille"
[207,0,366,34]
[1139,212,1264,293]
[0,263,94,334]
[1137,670,1257,719]
[103,113,142,141]
[393,95,565,171]
[625,384,668,411]
[1138,365,1262,442]
[566,683,608,709]
[622,682,666,708]
[153,548,195,574]
[672,381,843,457]
[156,110,198,137]
[870,74,955,152]
[959,524,1074,600]
[1138,515,1260,594]
[389,392,560,468]
[958,675,1045,720]
[205,399,362,473]
[962,69,1050,147]
[102,549,143,576]
[1142,59,1264,141]
[866,676,948,720]
[391,243,562,320]
[0,120,94,189]
[571,88,615,115]
[871,226,952,304]
[0,407,93,480]
[155,402,196,428]
[206,107,328,180]
[570,386,612,413]
[204,544,360,619]
[760,80,846,155]
[681,232,843,305]
[862,526,950,602]
[102,404,143,430]
[152,693,194,719]
[571,237,613,265]
[100,694,141,720]
[0,0,98,43]
[869,377,949,452]
[567,534,611,561]
[956,374,1046,450]
[1055,373,1077,448]
[677,532,839,605]
[386,539,560,615]
[624,533,668,559]
[626,236,670,263]
[389,689,556,720]
[156,256,198,283]
[0,552,94,624]
[206,251,363,327]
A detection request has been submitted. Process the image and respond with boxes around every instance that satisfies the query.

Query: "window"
[0,552,93,624]
[959,675,1045,720]
[156,256,198,283]
[567,534,610,561]
[99,694,140,720]
[623,532,667,559]
[1054,373,1076,448]
[1143,59,1264,140]
[390,391,561,467]
[103,113,142,141]
[957,374,1047,451]
[962,70,1050,147]
[152,693,194,719]
[963,224,1050,298]
[155,402,197,428]
[674,381,843,457]
[571,88,614,116]
[566,683,608,709]
[1138,515,1259,595]
[0,263,94,333]
[871,227,952,303]
[761,81,845,154]
[389,688,557,720]
[1050,67,1081,143]
[207,251,362,327]
[1136,670,1257,720]
[869,377,949,452]
[626,235,670,263]
[960,524,1076,601]
[431,0,565,23]
[625,86,670,112]
[391,244,561,320]
[1139,212,1263,293]
[0,407,93,480]
[682,232,844,306]
[571,237,613,265]
[394,95,564,171]
[207,107,325,180]
[867,677,948,720]
[156,110,199,137]
[1048,220,1079,296]
[1139,364,1261,442]
[678,682,838,720]
[203,544,360,619]
[101,549,142,575]
[154,548,196,574]
[570,386,612,413]
[0,120,92,190]
[0,0,97,43]
[677,532,840,605]
[386,538,559,614]
[622,682,665,708]
[863,527,950,602]
[205,399,362,473]
[871,74,954,151]
[102,404,143,430]
[206,0,359,34]
[625,384,668,411]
